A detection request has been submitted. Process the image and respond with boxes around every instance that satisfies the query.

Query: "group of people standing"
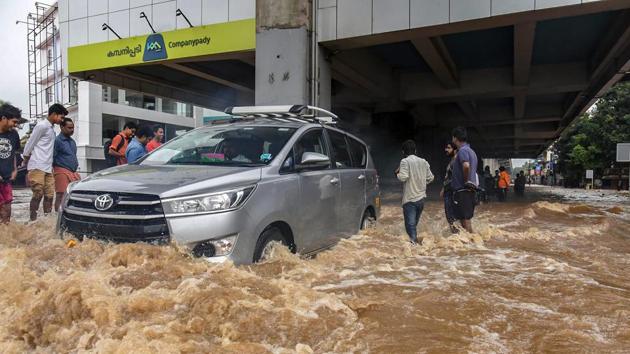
[106,123,163,166]
[482,166,527,202]
[0,103,74,224]
[0,102,164,224]
[482,166,512,202]
[396,126,479,244]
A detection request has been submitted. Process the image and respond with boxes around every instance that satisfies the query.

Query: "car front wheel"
[360,210,375,230]
[253,226,287,263]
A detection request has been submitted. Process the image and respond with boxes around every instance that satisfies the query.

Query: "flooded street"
[1,186,629,353]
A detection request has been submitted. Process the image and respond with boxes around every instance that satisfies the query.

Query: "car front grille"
[60,190,169,243]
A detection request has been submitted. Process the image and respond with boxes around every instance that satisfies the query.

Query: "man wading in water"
[395,140,434,245]
[440,142,458,233]
[450,127,479,233]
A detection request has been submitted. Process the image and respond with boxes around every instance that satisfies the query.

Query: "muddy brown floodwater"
[1,186,629,353]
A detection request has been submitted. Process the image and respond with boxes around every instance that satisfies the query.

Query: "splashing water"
[1,187,629,353]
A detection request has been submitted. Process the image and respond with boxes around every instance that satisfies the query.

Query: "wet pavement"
[0,186,629,353]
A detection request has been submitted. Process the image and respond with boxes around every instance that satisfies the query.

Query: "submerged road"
[0,186,629,353]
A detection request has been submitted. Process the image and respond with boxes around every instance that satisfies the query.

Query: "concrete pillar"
[193,106,205,128]
[255,0,331,108]
[317,47,332,110]
[76,81,104,175]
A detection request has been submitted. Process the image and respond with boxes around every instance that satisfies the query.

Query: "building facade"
[27,1,234,174]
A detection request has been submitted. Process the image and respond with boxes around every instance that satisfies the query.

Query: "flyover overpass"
[316,0,630,158]
[64,0,630,159]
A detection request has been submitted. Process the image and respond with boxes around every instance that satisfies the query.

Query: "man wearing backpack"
[108,122,137,165]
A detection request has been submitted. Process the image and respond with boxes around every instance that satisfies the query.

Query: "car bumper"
[165,207,255,264]
[57,206,256,264]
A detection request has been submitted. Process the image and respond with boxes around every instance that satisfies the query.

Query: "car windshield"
[141,126,297,166]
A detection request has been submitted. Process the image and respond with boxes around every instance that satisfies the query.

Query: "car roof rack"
[224,105,338,125]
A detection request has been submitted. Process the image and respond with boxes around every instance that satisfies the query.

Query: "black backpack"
[104,135,125,167]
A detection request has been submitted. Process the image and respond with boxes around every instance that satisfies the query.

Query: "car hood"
[73,164,262,198]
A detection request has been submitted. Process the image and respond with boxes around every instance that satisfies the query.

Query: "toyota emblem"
[94,194,114,211]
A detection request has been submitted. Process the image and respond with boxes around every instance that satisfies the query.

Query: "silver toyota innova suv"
[57,105,380,264]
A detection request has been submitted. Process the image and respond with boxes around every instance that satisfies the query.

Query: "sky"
[0,0,37,113]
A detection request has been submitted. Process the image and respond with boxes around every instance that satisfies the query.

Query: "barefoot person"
[395,139,434,244]
[53,118,80,211]
[450,127,478,233]
[23,103,67,221]
[440,142,458,233]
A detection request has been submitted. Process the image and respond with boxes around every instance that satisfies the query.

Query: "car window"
[142,126,295,167]
[348,137,367,168]
[281,129,330,173]
[328,130,352,169]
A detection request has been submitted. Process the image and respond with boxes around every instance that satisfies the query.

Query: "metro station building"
[28,0,630,174]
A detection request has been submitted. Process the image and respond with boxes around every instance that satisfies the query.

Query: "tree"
[555,81,630,186]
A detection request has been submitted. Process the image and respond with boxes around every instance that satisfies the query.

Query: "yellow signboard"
[68,19,255,73]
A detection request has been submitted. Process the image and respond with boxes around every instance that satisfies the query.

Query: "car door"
[326,129,366,238]
[284,128,340,253]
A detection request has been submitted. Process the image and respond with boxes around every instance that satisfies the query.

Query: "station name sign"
[68,19,254,73]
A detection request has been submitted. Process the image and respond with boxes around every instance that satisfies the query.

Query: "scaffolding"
[26,3,62,123]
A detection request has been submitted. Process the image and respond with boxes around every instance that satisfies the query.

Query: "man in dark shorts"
[439,141,458,233]
[0,104,28,224]
[450,127,478,233]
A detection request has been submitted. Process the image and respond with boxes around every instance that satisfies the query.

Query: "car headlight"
[66,181,79,194]
[162,186,255,216]
[62,181,79,208]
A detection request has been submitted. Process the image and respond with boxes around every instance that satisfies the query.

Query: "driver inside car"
[222,138,251,163]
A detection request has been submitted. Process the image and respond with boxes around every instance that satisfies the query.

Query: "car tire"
[253,226,287,263]
[360,210,374,230]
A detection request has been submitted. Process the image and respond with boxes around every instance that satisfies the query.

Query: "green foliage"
[555,81,630,183]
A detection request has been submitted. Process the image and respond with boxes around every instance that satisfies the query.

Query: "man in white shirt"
[23,104,67,221]
[395,140,434,244]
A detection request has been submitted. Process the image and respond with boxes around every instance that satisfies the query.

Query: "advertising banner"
[68,19,255,73]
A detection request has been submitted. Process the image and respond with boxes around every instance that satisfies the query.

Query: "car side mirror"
[296,152,330,171]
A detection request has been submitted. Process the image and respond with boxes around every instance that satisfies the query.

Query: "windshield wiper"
[230,162,266,167]
[167,161,264,167]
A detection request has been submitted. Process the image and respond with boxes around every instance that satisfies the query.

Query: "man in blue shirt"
[125,126,154,164]
[451,126,478,233]
[53,118,80,211]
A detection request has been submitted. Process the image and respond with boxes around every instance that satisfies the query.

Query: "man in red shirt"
[108,122,137,165]
[146,125,164,153]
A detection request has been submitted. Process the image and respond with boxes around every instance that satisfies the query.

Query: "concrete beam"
[483,140,551,148]
[485,131,557,140]
[467,116,560,127]
[75,69,239,110]
[167,51,255,66]
[331,61,384,98]
[456,100,478,121]
[162,62,254,93]
[322,0,630,51]
[513,22,535,128]
[401,62,588,103]
[514,23,536,87]
[331,48,395,99]
[411,37,458,89]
